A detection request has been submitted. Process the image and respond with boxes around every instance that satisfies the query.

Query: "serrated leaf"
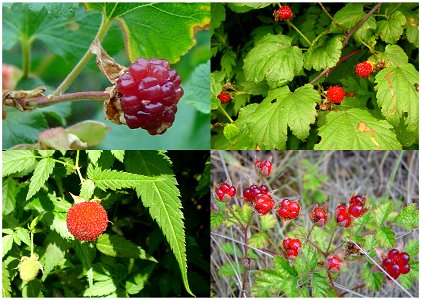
[403,240,419,257]
[41,232,69,279]
[211,3,226,35]
[220,243,243,257]
[183,61,211,113]
[221,50,236,76]
[246,84,320,149]
[315,108,402,150]
[124,151,193,296]
[2,150,36,177]
[374,64,419,133]
[96,234,156,262]
[75,241,95,287]
[87,3,210,63]
[125,265,155,295]
[2,267,11,298]
[27,158,56,200]
[37,150,55,157]
[218,262,243,277]
[80,179,95,199]
[304,35,342,71]
[2,235,14,258]
[376,226,395,247]
[375,202,394,226]
[311,272,332,297]
[223,123,240,140]
[87,167,162,191]
[393,204,419,229]
[2,177,18,215]
[87,150,102,165]
[362,264,383,291]
[382,44,409,67]
[260,212,278,231]
[14,227,31,246]
[294,244,318,274]
[83,279,117,297]
[252,259,292,297]
[248,232,268,248]
[110,150,125,163]
[377,11,406,44]
[244,34,303,87]
[211,212,225,229]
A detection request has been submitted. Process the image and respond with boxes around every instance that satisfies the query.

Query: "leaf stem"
[75,150,85,184]
[21,35,32,78]
[287,20,311,46]
[218,103,234,123]
[52,15,112,96]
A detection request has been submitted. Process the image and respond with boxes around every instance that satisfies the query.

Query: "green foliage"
[211,3,419,149]
[2,150,210,297]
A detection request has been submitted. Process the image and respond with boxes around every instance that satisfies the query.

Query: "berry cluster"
[217,91,232,103]
[215,183,236,201]
[254,158,272,177]
[243,184,269,202]
[327,255,342,271]
[335,195,367,227]
[326,85,345,104]
[282,237,301,258]
[116,58,183,134]
[254,194,275,216]
[355,61,373,78]
[382,249,411,280]
[274,5,293,21]
[310,205,329,226]
[277,199,301,220]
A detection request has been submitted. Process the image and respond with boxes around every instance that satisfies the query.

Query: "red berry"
[282,237,301,257]
[400,264,410,274]
[349,195,365,206]
[382,258,394,269]
[310,206,328,226]
[259,185,269,194]
[336,204,347,214]
[388,249,400,260]
[275,5,293,21]
[388,264,401,279]
[397,252,410,266]
[289,239,301,252]
[219,183,231,194]
[336,208,351,227]
[355,61,373,78]
[66,201,108,241]
[327,255,342,271]
[254,158,272,177]
[283,238,291,249]
[217,91,232,103]
[243,188,253,201]
[286,249,297,257]
[215,183,236,201]
[326,85,345,104]
[116,58,183,134]
[255,194,274,215]
[281,198,291,207]
[348,204,364,218]
[277,199,301,220]
[289,202,300,213]
[215,189,224,201]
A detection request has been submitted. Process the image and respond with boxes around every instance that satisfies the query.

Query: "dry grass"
[211,150,419,298]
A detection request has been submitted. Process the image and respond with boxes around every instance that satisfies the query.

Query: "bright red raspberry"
[275,5,293,21]
[66,201,108,241]
[400,264,410,274]
[336,206,351,227]
[382,249,411,280]
[349,195,366,206]
[348,204,364,218]
[116,58,183,134]
[326,85,345,104]
[254,158,272,177]
[215,183,236,201]
[282,237,301,257]
[255,193,274,215]
[388,249,400,260]
[217,91,232,103]
[310,206,329,226]
[277,198,301,220]
[397,252,410,266]
[243,184,268,202]
[327,255,342,271]
[355,61,373,78]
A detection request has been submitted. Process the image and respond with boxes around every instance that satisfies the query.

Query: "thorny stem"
[287,20,311,45]
[75,151,85,184]
[240,212,254,297]
[218,103,234,123]
[52,15,112,96]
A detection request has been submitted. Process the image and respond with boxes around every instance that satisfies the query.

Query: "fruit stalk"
[240,212,254,297]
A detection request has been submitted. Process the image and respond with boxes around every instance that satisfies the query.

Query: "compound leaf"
[2,150,36,177]
[27,158,56,200]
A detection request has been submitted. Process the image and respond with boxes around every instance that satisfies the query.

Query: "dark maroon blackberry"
[116,58,183,135]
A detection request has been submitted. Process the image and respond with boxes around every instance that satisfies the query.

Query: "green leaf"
[96,234,156,262]
[2,235,14,258]
[124,151,194,296]
[2,177,18,215]
[223,123,240,140]
[41,232,69,279]
[246,85,320,149]
[220,243,243,257]
[294,244,318,274]
[2,150,36,177]
[393,204,419,230]
[252,257,292,297]
[403,240,419,258]
[362,264,383,291]
[87,3,210,63]
[65,121,110,147]
[211,212,225,229]
[248,232,267,248]
[315,108,402,150]
[374,64,419,133]
[2,267,11,298]
[375,202,394,226]
[80,179,95,199]
[260,214,277,231]
[87,167,162,191]
[83,279,117,297]
[377,11,406,44]
[125,265,155,295]
[14,227,31,246]
[22,280,43,297]
[376,226,395,247]
[87,150,102,165]
[228,3,272,13]
[37,150,55,157]
[27,158,56,200]
[75,241,95,287]
[243,34,303,87]
[211,3,226,35]
[218,262,243,277]
[110,150,125,163]
[381,44,409,67]
[221,50,236,76]
[304,35,342,71]
[183,61,211,113]
[311,272,333,297]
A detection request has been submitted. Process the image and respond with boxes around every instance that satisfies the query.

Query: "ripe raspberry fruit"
[336,205,351,227]
[355,61,373,78]
[382,248,411,280]
[217,91,232,103]
[282,237,301,258]
[254,158,272,177]
[116,58,183,135]
[66,201,108,241]
[277,198,301,219]
[215,183,236,201]
[348,204,364,218]
[326,85,345,104]
[274,5,293,21]
[349,195,366,206]
[254,193,274,215]
[327,255,342,271]
[310,206,329,226]
[243,184,268,202]
[19,254,43,282]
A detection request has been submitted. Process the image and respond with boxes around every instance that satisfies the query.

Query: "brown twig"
[339,284,366,297]
[318,3,346,33]
[240,212,254,297]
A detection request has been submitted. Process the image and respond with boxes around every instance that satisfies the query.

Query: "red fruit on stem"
[349,195,365,206]
[400,264,410,274]
[326,86,345,104]
[327,255,342,271]
[255,193,274,215]
[275,5,293,21]
[277,198,301,220]
[355,61,373,78]
[310,206,328,226]
[254,158,273,177]
[66,201,108,241]
[336,208,351,227]
[282,237,301,257]
[348,204,364,218]
[217,91,232,103]
[388,249,400,260]
[215,183,236,201]
[397,252,410,266]
[116,58,183,134]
